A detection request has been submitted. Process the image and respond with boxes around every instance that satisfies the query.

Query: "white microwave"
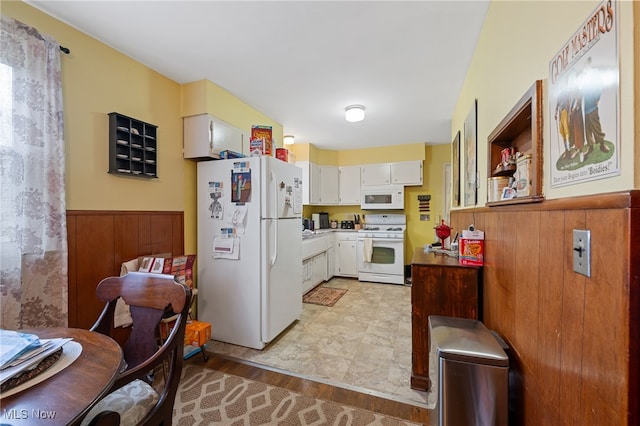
[361,185,404,210]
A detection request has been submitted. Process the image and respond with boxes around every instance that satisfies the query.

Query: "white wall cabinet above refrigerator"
[183,114,245,159]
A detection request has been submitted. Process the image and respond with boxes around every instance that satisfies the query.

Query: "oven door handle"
[358,238,403,243]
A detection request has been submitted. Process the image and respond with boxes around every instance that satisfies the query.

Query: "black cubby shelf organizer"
[108,112,158,178]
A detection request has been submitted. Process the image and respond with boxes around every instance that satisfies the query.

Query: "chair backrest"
[90,271,191,425]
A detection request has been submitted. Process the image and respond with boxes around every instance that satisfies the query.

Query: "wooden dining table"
[0,327,123,425]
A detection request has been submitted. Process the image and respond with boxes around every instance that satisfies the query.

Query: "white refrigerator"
[196,155,303,350]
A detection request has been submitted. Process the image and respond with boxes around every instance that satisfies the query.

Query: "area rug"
[173,364,419,425]
[303,286,348,307]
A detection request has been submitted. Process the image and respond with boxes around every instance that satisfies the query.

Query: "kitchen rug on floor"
[303,286,347,307]
[173,364,420,426]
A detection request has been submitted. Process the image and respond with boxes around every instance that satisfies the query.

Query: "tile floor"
[207,277,436,408]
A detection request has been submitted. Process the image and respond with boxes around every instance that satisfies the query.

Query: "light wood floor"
[191,352,434,425]
[206,278,433,407]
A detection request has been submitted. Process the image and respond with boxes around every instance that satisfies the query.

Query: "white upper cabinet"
[362,161,423,186]
[339,166,361,205]
[298,160,422,205]
[319,166,339,205]
[361,163,391,186]
[297,162,337,205]
[297,161,321,205]
[183,114,244,159]
[391,160,423,186]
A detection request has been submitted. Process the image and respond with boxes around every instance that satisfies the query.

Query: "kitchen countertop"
[302,229,358,239]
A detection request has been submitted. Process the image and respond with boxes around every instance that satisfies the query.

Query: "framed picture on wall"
[452,131,461,207]
[548,0,619,187]
[464,100,478,206]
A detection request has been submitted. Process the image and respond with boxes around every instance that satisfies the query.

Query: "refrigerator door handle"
[270,171,278,266]
[271,219,278,266]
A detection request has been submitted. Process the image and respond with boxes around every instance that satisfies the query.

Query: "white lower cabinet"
[302,234,330,294]
[303,252,327,294]
[334,232,358,277]
[302,232,357,289]
[326,234,335,280]
[302,257,314,294]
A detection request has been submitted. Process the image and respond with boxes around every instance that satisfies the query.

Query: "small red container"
[275,148,289,162]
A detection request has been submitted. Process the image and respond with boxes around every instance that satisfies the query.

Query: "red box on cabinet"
[275,148,289,162]
[459,229,485,266]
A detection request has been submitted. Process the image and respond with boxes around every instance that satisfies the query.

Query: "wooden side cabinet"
[410,249,482,391]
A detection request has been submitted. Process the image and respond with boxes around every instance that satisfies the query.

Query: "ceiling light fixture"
[283,135,295,145]
[345,105,365,122]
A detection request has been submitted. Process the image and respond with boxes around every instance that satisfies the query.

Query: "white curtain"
[0,16,68,329]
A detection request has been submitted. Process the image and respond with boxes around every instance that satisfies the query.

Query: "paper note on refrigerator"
[226,206,247,234]
[213,236,239,259]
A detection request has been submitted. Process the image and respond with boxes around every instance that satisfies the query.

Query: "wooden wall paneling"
[151,214,174,254]
[535,210,565,422]
[513,210,541,359]
[114,214,140,269]
[67,211,185,332]
[138,214,152,255]
[488,211,517,336]
[512,210,540,423]
[558,210,587,421]
[581,209,627,423]
[172,214,185,255]
[450,192,638,425]
[74,215,115,329]
[67,215,77,327]
[628,206,640,426]
[481,212,500,328]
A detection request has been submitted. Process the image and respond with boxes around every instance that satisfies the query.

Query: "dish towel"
[362,238,373,262]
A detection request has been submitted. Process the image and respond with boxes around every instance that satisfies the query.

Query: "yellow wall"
[181,79,283,150]
[3,1,186,213]
[453,0,636,207]
[406,144,450,262]
[288,142,426,165]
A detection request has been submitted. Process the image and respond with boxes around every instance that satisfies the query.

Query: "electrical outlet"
[573,229,591,277]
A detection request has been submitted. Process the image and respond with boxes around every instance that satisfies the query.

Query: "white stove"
[359,214,406,238]
[357,214,406,285]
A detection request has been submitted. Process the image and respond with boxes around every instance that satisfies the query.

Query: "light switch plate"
[573,229,591,277]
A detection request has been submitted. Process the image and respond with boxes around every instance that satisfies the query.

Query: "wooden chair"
[81,272,191,426]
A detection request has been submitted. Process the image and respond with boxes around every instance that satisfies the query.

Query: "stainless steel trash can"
[429,315,509,426]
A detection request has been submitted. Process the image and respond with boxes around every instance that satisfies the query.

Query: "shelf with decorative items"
[108,112,157,178]
[486,80,544,206]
